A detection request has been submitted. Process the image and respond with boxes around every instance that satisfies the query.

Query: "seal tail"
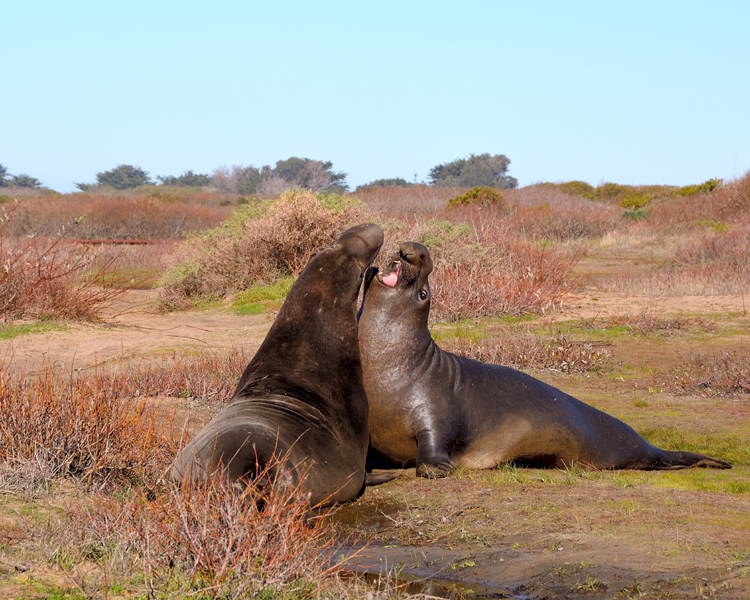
[647,448,731,470]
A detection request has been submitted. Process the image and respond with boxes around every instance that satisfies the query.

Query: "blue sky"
[3,1,749,193]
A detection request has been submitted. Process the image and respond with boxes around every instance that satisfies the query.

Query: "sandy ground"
[2,288,746,377]
[1,290,273,375]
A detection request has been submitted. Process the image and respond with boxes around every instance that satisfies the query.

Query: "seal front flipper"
[415,431,454,479]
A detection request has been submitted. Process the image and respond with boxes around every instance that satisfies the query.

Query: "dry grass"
[445,332,611,373]
[663,350,750,396]
[0,362,179,488]
[0,205,130,322]
[59,466,349,598]
[2,193,231,239]
[158,189,370,310]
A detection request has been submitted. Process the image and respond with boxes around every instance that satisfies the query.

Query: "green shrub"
[696,219,730,233]
[595,182,629,201]
[675,178,723,197]
[557,180,595,199]
[447,186,506,209]
[619,193,650,210]
[622,209,650,221]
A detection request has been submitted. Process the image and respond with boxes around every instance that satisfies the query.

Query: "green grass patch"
[0,322,67,339]
[95,267,163,289]
[695,219,730,233]
[232,276,295,315]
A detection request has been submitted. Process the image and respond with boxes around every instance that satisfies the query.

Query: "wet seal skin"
[172,223,387,507]
[358,241,731,477]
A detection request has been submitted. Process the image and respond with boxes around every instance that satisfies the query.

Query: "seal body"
[171,223,384,506]
[359,242,731,477]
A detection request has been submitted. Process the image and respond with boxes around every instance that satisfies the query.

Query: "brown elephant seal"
[172,223,386,506]
[358,242,731,477]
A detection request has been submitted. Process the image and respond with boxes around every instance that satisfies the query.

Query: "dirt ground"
[0,290,273,376]
[1,288,745,377]
[1,287,749,599]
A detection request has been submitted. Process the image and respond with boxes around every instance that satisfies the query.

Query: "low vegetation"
[1,168,748,598]
[0,205,130,322]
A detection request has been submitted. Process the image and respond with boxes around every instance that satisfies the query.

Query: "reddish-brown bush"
[650,171,750,228]
[663,351,750,396]
[0,206,129,321]
[3,193,232,239]
[446,332,610,373]
[0,364,179,487]
[158,190,370,310]
[372,218,580,321]
[62,465,349,597]
[353,184,460,218]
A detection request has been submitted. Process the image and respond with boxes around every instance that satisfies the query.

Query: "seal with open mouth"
[171,223,386,506]
[358,241,731,477]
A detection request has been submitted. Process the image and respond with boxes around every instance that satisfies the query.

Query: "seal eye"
[419,289,428,300]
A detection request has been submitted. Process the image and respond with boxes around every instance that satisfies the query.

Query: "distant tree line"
[11,151,516,194]
[74,157,348,194]
[356,153,517,190]
[0,163,43,188]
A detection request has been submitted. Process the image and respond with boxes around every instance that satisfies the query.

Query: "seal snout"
[398,242,433,279]
[339,223,384,269]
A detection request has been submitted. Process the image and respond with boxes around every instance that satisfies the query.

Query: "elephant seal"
[358,242,731,477]
[172,223,385,506]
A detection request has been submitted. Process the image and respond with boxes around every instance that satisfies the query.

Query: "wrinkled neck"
[359,301,433,369]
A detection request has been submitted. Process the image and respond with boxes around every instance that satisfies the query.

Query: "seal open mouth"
[378,260,401,287]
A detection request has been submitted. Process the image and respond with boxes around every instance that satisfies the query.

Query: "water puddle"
[345,568,528,599]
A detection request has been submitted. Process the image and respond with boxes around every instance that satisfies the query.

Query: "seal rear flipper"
[365,471,401,486]
[650,449,732,470]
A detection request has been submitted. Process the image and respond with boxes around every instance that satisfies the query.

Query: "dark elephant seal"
[358,242,731,477]
[172,223,385,506]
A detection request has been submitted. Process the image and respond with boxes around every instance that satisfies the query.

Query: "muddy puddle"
[324,483,749,599]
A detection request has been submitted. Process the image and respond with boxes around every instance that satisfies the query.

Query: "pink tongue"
[382,272,398,287]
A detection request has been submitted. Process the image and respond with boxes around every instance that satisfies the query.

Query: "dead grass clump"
[446,333,610,373]
[377,218,580,320]
[651,171,750,227]
[667,351,750,396]
[600,225,750,296]
[158,190,369,310]
[354,184,459,218]
[63,466,348,597]
[576,311,716,337]
[3,193,232,239]
[117,348,249,404]
[0,364,178,488]
[0,207,129,322]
